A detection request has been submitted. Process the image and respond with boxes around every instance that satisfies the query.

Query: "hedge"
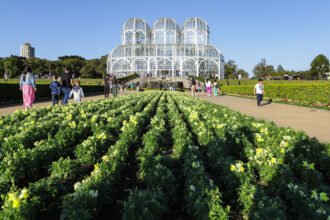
[0,74,139,105]
[0,84,104,105]
[221,84,330,106]
[218,79,330,86]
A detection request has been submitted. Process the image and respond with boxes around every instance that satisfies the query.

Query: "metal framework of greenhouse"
[107,17,225,79]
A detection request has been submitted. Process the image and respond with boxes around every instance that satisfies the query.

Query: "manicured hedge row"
[0,74,139,104]
[0,84,104,104]
[218,79,330,85]
[222,84,330,105]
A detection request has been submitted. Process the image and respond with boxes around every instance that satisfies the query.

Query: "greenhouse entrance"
[158,70,171,78]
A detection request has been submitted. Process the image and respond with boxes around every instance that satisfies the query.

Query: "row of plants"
[122,95,178,219]
[0,98,128,203]
[59,93,160,219]
[0,93,154,219]
[171,93,330,219]
[167,94,230,219]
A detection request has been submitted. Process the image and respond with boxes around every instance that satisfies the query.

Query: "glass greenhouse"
[107,17,225,78]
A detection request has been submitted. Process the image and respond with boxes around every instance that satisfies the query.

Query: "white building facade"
[20,43,35,58]
[107,17,225,79]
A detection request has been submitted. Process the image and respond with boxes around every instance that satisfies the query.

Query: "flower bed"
[0,92,329,219]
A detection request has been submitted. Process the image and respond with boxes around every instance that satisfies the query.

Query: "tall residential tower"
[20,43,35,58]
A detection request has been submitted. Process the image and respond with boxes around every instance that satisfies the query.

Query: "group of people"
[190,77,267,107]
[103,74,119,98]
[191,78,220,97]
[19,66,84,110]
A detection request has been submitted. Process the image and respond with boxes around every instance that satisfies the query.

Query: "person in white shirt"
[254,79,265,106]
[69,80,84,103]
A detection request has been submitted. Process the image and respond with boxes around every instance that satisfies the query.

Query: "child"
[49,75,61,106]
[69,80,84,103]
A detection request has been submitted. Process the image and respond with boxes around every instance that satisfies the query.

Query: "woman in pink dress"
[205,79,212,96]
[19,66,36,110]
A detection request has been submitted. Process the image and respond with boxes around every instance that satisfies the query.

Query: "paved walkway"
[197,94,330,143]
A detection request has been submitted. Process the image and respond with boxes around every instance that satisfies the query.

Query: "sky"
[0,0,329,74]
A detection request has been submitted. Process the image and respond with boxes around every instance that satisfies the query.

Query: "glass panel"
[136,31,145,44]
[197,31,205,45]
[158,59,172,70]
[185,31,195,44]
[166,31,175,44]
[125,32,133,44]
[155,31,164,44]
[134,60,147,71]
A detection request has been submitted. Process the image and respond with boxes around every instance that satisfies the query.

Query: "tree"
[277,65,285,73]
[310,54,330,79]
[252,58,275,78]
[58,55,85,61]
[224,59,237,79]
[80,61,98,78]
[3,56,26,78]
[62,58,85,75]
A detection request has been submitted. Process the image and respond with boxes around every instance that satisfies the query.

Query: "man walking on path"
[254,79,265,106]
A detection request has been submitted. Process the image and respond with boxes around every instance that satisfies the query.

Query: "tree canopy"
[0,55,107,78]
[310,54,330,79]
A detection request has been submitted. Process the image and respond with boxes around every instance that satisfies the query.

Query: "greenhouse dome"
[108,17,224,78]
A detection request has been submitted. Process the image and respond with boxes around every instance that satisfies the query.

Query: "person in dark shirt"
[104,74,110,98]
[112,76,118,97]
[49,75,61,106]
[59,67,73,105]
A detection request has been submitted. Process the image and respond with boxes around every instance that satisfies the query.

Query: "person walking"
[254,79,265,106]
[191,78,196,97]
[69,80,84,103]
[19,66,36,110]
[205,79,212,96]
[4,72,8,81]
[49,75,61,106]
[112,76,118,97]
[136,81,140,92]
[213,80,219,96]
[104,74,110,98]
[59,67,73,105]
[197,81,202,93]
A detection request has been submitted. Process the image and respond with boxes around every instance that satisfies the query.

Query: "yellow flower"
[102,155,109,162]
[8,192,21,208]
[230,165,236,172]
[97,133,107,140]
[280,148,285,154]
[19,188,28,199]
[255,133,264,142]
[12,198,20,208]
[69,121,76,129]
[256,148,263,155]
[270,157,277,164]
[94,164,99,172]
[238,166,245,173]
